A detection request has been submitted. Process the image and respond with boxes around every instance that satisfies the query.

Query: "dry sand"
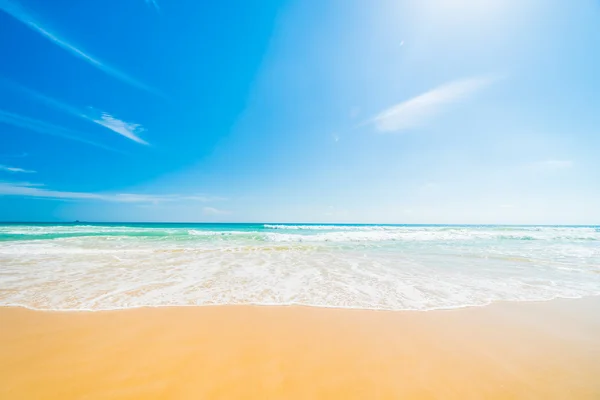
[2,298,600,399]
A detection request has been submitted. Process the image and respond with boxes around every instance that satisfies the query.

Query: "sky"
[0,0,599,224]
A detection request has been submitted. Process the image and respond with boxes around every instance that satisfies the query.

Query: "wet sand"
[2,298,600,399]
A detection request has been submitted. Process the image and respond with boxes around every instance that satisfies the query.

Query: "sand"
[2,298,600,399]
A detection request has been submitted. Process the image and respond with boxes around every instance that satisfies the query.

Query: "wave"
[1,224,599,312]
[1,248,598,311]
[266,229,600,242]
[2,225,599,243]
[264,224,399,230]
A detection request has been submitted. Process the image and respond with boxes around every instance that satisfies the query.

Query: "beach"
[1,223,599,398]
[2,0,599,396]
[2,297,600,399]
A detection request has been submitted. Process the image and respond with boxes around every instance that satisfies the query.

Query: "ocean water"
[0,223,599,311]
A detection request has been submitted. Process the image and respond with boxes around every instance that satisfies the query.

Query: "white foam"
[263,228,600,243]
[1,226,599,312]
[264,224,397,230]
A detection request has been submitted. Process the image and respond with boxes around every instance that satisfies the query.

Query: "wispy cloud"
[3,82,149,145]
[370,76,496,132]
[528,160,573,171]
[0,109,123,153]
[203,207,231,215]
[145,0,160,12]
[0,181,226,203]
[2,181,44,187]
[186,195,228,202]
[0,181,101,200]
[0,164,35,173]
[0,152,28,158]
[0,0,156,94]
[88,109,148,145]
[111,194,226,203]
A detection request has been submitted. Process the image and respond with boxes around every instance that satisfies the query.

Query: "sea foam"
[0,224,599,311]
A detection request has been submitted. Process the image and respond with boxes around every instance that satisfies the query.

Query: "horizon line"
[0,221,597,227]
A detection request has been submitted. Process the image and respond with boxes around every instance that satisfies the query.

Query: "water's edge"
[2,224,599,312]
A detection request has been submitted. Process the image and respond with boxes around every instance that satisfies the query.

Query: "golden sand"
[1,298,600,399]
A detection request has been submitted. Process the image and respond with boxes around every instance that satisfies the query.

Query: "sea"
[0,223,599,311]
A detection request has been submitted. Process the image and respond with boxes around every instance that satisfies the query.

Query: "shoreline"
[2,297,600,399]
[4,293,600,314]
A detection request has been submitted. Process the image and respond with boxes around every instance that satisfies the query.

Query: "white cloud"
[113,194,226,203]
[88,109,148,145]
[528,160,573,171]
[9,79,149,145]
[0,152,28,158]
[0,164,35,173]
[0,109,123,153]
[7,181,45,187]
[0,181,225,204]
[186,195,228,202]
[0,182,104,200]
[371,75,496,132]
[203,207,231,215]
[0,0,156,94]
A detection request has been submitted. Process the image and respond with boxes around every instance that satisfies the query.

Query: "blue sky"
[1,0,599,224]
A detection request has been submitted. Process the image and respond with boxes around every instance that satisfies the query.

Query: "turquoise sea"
[1,223,599,311]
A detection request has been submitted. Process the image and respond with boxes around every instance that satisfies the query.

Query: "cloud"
[0,182,103,200]
[0,0,156,94]
[0,109,123,153]
[88,109,148,145]
[203,207,231,215]
[2,181,45,187]
[370,75,496,132]
[186,195,228,202]
[5,82,149,145]
[112,194,226,203]
[0,181,226,203]
[145,0,160,12]
[0,164,35,173]
[528,160,573,171]
[0,152,28,158]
